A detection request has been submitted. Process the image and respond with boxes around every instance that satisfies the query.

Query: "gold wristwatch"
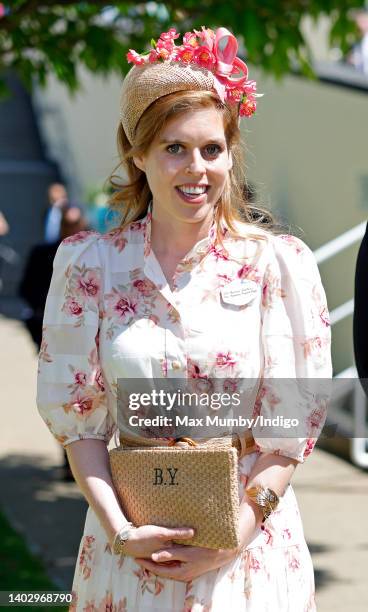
[112,522,135,555]
[245,485,279,522]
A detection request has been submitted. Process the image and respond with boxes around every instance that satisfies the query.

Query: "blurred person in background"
[0,210,18,293]
[353,221,368,383]
[86,187,122,234]
[0,210,9,292]
[347,7,368,75]
[0,211,9,237]
[44,182,69,243]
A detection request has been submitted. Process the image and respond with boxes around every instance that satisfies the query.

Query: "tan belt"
[233,430,258,459]
[119,430,257,459]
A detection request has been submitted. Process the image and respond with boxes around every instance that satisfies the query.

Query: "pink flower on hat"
[159,27,180,41]
[194,46,216,69]
[243,79,257,95]
[225,86,244,103]
[149,49,159,63]
[127,49,145,65]
[183,32,200,48]
[156,37,175,54]
[194,26,216,51]
[176,46,195,63]
[239,99,257,117]
[157,47,172,60]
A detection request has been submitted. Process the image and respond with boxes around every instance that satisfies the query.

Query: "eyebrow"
[159,137,226,146]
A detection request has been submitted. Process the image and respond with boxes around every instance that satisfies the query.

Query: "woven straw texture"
[120,61,216,144]
[109,440,240,550]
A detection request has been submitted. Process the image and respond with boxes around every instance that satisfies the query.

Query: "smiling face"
[133,106,233,226]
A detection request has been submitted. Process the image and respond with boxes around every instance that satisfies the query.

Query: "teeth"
[177,185,207,195]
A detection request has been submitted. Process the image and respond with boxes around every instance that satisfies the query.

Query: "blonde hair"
[109,90,279,242]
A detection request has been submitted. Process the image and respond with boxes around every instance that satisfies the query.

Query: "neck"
[150,209,214,259]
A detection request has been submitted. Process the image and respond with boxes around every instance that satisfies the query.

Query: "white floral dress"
[36,209,332,611]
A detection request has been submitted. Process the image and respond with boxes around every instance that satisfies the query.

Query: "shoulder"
[270,233,317,270]
[265,233,322,291]
[226,221,316,265]
[54,230,102,270]
[272,233,312,254]
[55,218,144,266]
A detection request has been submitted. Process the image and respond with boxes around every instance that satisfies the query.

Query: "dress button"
[171,361,181,370]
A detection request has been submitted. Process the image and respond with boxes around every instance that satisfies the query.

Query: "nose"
[185,148,206,174]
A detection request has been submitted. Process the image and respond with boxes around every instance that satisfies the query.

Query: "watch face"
[114,537,124,554]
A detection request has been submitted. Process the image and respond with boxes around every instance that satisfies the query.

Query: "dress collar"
[143,200,227,274]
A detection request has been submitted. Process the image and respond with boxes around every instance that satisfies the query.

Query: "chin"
[176,204,214,223]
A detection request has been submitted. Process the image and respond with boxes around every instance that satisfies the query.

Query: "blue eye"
[205,144,222,156]
[166,144,182,154]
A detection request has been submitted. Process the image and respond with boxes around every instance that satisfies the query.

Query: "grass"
[0,509,69,611]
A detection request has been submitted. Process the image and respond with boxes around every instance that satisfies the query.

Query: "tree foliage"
[0,0,363,96]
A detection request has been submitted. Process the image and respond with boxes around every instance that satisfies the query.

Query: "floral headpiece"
[126,26,261,118]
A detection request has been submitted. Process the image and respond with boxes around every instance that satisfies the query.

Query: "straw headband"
[120,26,262,145]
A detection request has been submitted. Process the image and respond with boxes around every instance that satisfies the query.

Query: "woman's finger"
[158,527,195,540]
[151,546,192,562]
[135,558,185,579]
[151,550,173,562]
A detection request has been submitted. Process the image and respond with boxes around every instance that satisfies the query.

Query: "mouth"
[175,184,210,203]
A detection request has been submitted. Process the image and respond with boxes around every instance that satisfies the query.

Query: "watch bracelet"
[245,485,279,521]
[112,522,135,554]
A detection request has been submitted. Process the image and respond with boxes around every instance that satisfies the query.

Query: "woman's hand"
[132,499,265,581]
[121,525,195,560]
[134,544,239,582]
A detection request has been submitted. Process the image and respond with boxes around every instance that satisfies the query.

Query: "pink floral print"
[302,336,329,360]
[237,263,262,283]
[60,262,101,327]
[62,296,84,319]
[101,228,128,253]
[215,351,236,370]
[106,290,138,323]
[261,268,286,309]
[132,278,156,297]
[38,332,52,365]
[62,230,98,245]
[133,567,165,596]
[78,535,95,580]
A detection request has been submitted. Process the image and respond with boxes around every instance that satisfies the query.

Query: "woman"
[37,26,332,611]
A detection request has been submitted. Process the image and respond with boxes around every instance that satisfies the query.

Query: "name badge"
[220,279,259,306]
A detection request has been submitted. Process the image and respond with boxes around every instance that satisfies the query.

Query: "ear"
[228,152,233,171]
[132,155,146,172]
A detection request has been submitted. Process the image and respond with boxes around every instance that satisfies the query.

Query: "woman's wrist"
[243,497,265,525]
[238,497,264,551]
[111,522,137,554]
[106,515,133,547]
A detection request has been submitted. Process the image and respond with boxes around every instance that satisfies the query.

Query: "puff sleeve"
[253,234,332,463]
[36,232,117,448]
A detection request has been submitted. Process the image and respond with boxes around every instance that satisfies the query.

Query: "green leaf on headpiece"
[151,39,157,48]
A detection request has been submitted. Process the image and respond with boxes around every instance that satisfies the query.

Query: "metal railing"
[314,221,368,468]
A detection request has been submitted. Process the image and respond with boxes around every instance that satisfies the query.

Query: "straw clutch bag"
[109,434,255,550]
